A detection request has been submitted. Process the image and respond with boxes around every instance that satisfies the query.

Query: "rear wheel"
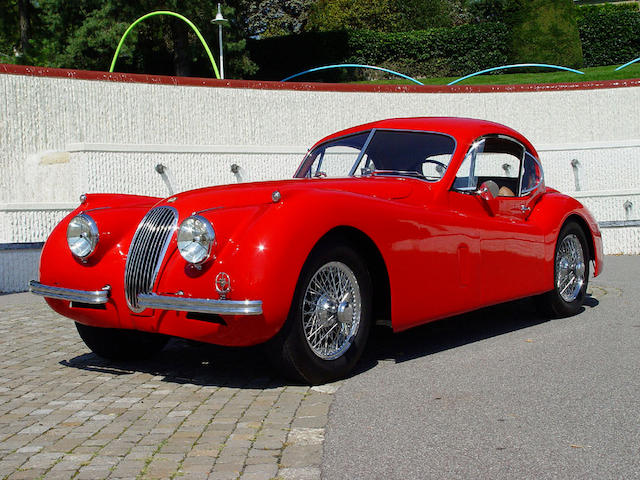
[536,222,590,317]
[75,322,168,360]
[271,242,372,384]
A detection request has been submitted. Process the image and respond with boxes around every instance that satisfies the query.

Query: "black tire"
[75,322,168,360]
[269,241,372,385]
[536,221,590,318]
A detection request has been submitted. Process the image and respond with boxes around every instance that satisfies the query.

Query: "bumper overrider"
[29,281,263,316]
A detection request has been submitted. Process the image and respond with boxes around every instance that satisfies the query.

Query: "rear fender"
[529,191,603,277]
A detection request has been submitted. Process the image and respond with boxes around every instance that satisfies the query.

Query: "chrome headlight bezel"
[177,215,216,265]
[66,213,99,259]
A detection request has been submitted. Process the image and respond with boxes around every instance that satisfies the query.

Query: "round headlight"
[177,215,216,264]
[67,213,99,259]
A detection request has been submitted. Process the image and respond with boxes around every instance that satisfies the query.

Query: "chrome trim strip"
[599,219,640,228]
[29,281,110,304]
[0,242,44,250]
[137,293,263,316]
[193,206,223,215]
[520,153,545,197]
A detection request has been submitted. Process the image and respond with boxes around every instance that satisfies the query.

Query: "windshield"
[295,129,456,181]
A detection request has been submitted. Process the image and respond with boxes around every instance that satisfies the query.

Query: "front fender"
[38,194,162,328]
[154,188,393,343]
[40,194,162,285]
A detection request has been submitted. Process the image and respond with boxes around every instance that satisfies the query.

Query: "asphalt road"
[323,256,639,479]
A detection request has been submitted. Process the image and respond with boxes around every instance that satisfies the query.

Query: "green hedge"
[510,0,583,67]
[247,22,509,81]
[348,23,510,78]
[577,3,640,67]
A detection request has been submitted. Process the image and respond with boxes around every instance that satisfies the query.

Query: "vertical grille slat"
[124,206,178,311]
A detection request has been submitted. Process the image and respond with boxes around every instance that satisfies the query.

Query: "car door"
[449,136,546,306]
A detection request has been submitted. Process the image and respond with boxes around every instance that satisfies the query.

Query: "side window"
[453,136,525,197]
[520,152,543,196]
[301,131,370,178]
[311,145,362,177]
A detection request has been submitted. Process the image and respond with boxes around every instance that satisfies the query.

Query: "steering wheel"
[421,159,448,177]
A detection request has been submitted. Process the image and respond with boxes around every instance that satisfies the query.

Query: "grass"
[353,63,640,86]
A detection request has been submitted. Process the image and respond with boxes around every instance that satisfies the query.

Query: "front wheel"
[270,242,372,384]
[75,322,168,360]
[536,222,590,317]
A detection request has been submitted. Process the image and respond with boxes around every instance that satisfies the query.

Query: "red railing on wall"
[2,63,640,94]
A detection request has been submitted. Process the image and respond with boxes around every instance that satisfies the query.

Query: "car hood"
[155,177,415,211]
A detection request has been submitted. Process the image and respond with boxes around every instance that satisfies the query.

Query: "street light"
[212,3,228,79]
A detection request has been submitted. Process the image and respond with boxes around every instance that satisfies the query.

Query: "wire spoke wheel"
[270,241,372,384]
[555,233,586,303]
[536,222,590,318]
[302,261,362,360]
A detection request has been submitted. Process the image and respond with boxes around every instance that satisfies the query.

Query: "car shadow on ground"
[354,294,600,374]
[61,294,599,387]
[60,341,288,389]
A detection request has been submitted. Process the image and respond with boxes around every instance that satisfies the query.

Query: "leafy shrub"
[510,0,583,67]
[576,3,640,66]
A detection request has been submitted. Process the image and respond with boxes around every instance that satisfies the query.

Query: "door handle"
[520,205,531,213]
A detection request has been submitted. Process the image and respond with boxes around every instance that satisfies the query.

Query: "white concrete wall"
[1,71,639,291]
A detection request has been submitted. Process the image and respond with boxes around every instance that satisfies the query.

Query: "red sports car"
[31,117,603,384]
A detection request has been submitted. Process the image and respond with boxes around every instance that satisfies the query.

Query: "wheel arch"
[563,213,595,262]
[311,226,391,325]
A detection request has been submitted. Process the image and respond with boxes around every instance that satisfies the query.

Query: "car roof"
[314,117,537,155]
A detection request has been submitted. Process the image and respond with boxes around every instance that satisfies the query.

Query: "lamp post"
[212,3,228,79]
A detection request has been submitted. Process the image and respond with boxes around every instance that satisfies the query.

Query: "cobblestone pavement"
[0,294,339,480]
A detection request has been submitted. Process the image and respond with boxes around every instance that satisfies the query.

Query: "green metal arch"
[109,10,220,79]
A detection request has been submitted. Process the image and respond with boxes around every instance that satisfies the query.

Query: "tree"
[0,0,257,78]
[17,0,30,54]
[466,0,521,23]
[466,0,583,67]
[0,0,18,60]
[306,0,456,32]
[230,0,315,38]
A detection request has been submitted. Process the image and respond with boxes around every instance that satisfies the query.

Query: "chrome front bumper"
[30,281,111,304]
[138,293,263,316]
[30,281,263,316]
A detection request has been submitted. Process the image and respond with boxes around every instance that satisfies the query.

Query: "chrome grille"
[124,206,178,311]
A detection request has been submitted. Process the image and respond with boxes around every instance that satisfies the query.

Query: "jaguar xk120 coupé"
[31,117,603,384]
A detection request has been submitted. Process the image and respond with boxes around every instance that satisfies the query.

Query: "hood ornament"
[215,272,231,299]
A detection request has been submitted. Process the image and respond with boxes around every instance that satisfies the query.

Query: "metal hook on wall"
[570,158,581,191]
[231,164,246,183]
[155,164,175,195]
[624,200,633,221]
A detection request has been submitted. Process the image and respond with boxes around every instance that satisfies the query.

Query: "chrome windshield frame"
[348,129,376,176]
[296,128,458,182]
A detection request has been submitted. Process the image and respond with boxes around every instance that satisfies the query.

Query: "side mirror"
[477,180,499,200]
[477,180,499,215]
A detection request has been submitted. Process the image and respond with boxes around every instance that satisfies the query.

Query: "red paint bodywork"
[38,118,603,345]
